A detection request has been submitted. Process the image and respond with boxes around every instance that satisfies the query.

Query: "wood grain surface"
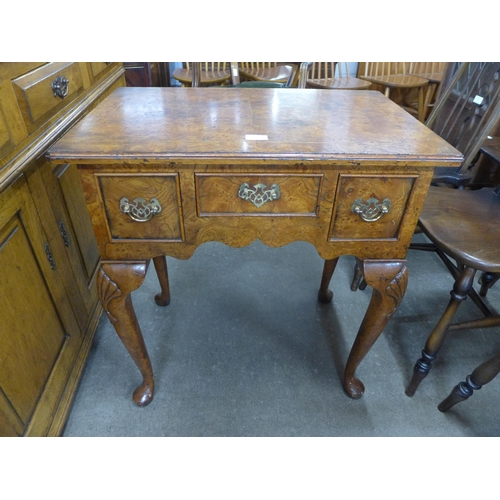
[48,87,462,164]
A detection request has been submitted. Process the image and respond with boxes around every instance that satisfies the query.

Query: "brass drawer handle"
[52,75,69,98]
[352,197,392,222]
[238,182,281,208]
[120,197,162,222]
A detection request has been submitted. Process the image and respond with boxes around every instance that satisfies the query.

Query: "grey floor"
[62,234,500,437]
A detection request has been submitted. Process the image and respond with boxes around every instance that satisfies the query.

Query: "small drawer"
[12,62,84,134]
[97,174,183,241]
[196,173,322,216]
[329,174,417,240]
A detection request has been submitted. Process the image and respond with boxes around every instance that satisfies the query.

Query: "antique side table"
[48,87,462,406]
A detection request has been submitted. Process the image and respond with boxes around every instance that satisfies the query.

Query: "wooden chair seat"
[408,71,443,84]
[306,76,371,90]
[305,63,371,91]
[238,64,294,83]
[172,68,231,85]
[360,73,429,89]
[418,186,500,272]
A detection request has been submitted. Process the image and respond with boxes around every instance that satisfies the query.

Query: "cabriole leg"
[97,260,154,406]
[343,260,408,399]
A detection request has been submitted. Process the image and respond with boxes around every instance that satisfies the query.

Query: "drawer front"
[196,173,322,216]
[329,175,416,240]
[12,62,84,133]
[97,174,183,241]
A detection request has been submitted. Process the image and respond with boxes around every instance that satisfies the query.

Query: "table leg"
[317,258,339,303]
[97,260,154,406]
[152,255,171,306]
[343,260,408,399]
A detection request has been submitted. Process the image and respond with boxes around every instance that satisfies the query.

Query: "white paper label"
[473,95,484,105]
[245,134,269,141]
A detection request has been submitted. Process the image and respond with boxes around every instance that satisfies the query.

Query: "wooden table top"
[48,87,462,166]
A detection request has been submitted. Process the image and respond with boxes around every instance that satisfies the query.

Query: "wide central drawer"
[195,173,323,216]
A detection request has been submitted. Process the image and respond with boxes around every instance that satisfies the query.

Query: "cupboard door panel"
[0,176,81,436]
[0,214,67,426]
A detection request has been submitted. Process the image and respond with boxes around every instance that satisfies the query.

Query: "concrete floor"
[62,234,500,437]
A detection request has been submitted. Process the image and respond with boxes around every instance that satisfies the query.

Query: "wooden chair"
[407,62,447,120]
[305,63,372,90]
[230,62,309,88]
[358,62,429,122]
[427,62,500,187]
[172,62,231,87]
[405,186,500,397]
[403,65,500,399]
[237,62,296,85]
[438,349,500,412]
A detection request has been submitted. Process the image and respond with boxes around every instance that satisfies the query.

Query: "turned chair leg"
[152,255,171,306]
[478,271,500,298]
[438,351,500,412]
[406,266,477,397]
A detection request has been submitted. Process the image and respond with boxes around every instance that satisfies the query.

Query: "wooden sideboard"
[0,62,125,436]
